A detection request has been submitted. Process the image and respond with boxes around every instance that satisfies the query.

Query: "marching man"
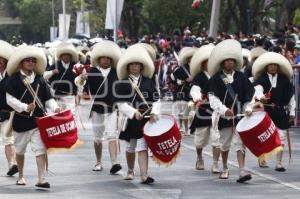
[189,44,221,173]
[252,52,295,172]
[114,46,160,184]
[75,40,122,174]
[207,39,256,183]
[5,46,60,188]
[0,40,18,176]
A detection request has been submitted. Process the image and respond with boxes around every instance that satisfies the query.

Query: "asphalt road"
[1,100,300,199]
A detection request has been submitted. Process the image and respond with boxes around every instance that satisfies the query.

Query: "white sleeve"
[170,73,176,81]
[6,93,28,113]
[288,95,296,116]
[150,100,161,115]
[117,103,137,119]
[43,70,55,80]
[45,98,59,113]
[190,85,202,102]
[254,85,265,100]
[176,79,183,85]
[208,94,228,116]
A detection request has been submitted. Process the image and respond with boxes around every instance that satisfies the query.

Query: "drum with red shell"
[143,114,182,165]
[36,109,79,150]
[236,111,282,158]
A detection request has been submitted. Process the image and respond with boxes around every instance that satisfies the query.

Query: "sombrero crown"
[7,46,46,76]
[208,39,243,76]
[91,40,122,67]
[252,52,293,80]
[190,44,214,78]
[116,46,154,80]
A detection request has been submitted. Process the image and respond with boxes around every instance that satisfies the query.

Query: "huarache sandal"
[7,165,18,176]
[195,159,204,170]
[258,159,269,168]
[16,177,26,186]
[141,176,155,184]
[275,164,286,172]
[93,162,103,171]
[236,174,252,183]
[110,164,122,174]
[35,182,50,189]
[219,169,229,179]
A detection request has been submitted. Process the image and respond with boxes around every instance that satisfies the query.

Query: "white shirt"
[20,70,36,84]
[6,71,59,113]
[267,73,278,88]
[61,61,70,70]
[96,66,111,78]
[190,71,210,102]
[0,70,6,81]
[222,70,235,84]
[118,74,160,119]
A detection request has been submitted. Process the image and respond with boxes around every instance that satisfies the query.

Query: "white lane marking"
[181,142,300,192]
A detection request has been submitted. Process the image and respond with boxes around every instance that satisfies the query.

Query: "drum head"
[236,111,266,132]
[144,115,175,136]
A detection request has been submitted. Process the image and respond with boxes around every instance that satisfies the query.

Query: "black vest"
[48,61,77,96]
[172,64,192,101]
[253,73,293,129]
[114,76,159,141]
[0,73,13,122]
[190,72,213,130]
[208,71,255,130]
[87,67,118,114]
[6,72,52,132]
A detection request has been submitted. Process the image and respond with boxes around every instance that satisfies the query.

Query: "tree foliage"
[0,0,300,43]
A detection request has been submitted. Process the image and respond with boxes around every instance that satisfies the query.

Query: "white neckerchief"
[222,70,235,84]
[20,70,36,84]
[203,71,210,79]
[129,74,141,85]
[61,60,70,70]
[240,66,246,73]
[267,73,277,88]
[96,66,111,78]
[0,70,6,81]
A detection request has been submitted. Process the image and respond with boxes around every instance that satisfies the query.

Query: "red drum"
[143,114,182,165]
[36,109,79,150]
[236,111,282,159]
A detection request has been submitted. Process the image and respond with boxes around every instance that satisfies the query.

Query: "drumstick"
[30,84,40,117]
[141,107,152,117]
[128,78,151,109]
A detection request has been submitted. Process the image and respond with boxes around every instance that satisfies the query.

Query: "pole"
[51,0,55,41]
[62,0,67,41]
[208,0,221,39]
[113,0,117,43]
[81,0,85,34]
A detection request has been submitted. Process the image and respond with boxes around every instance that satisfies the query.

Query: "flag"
[76,11,90,38]
[105,0,124,30]
[58,14,71,40]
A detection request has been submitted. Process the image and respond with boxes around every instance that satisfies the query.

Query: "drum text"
[257,122,276,143]
[45,121,76,137]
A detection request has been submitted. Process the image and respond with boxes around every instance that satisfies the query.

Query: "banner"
[50,26,58,42]
[105,0,124,30]
[58,14,71,40]
[76,11,90,38]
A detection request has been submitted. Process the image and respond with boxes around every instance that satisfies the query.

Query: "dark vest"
[190,72,213,130]
[208,70,255,130]
[253,73,293,129]
[172,64,191,101]
[6,72,52,132]
[114,76,159,141]
[48,61,77,96]
[0,73,12,122]
[87,67,118,114]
